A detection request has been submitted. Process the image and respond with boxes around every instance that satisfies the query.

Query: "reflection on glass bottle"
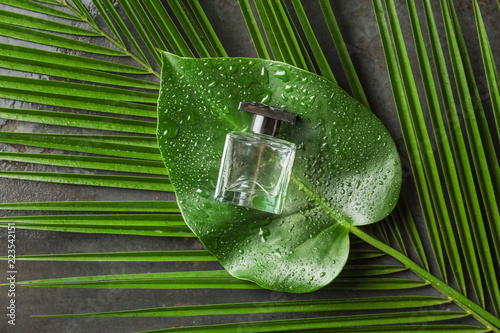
[215,102,297,214]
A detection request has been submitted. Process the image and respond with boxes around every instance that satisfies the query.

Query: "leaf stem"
[61,0,160,78]
[349,226,500,332]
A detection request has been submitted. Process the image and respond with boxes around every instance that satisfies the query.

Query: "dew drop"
[162,121,179,139]
[261,93,271,104]
[312,120,323,129]
[258,227,271,242]
[261,67,269,84]
[208,239,218,250]
[195,187,210,199]
[187,112,199,125]
[274,70,290,82]
[229,64,238,73]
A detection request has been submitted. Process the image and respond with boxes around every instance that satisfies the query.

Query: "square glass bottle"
[214,102,297,214]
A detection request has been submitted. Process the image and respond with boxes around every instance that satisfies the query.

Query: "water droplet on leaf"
[163,122,179,139]
[196,188,210,199]
[274,70,290,82]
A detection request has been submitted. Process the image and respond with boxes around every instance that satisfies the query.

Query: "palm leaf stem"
[70,0,98,29]
[0,9,98,36]
[98,0,151,66]
[64,0,160,77]
[349,226,500,332]
[0,0,79,20]
[126,0,169,54]
[87,0,125,46]
[0,21,124,56]
[117,0,162,66]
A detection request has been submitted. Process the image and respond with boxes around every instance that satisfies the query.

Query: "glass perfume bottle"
[214,102,297,214]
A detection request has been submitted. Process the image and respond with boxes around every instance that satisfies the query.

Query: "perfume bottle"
[214,102,297,214]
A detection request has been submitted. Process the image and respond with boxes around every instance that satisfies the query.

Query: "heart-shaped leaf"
[157,53,401,293]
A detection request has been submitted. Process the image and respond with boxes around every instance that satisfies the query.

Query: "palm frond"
[0,0,499,332]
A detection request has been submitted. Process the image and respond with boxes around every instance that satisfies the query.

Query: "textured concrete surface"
[0,0,499,332]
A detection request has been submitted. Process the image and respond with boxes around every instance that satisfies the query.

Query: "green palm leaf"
[0,0,499,332]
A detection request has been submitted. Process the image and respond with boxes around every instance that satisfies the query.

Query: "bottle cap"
[238,101,297,136]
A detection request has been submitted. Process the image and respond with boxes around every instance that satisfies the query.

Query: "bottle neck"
[250,115,281,136]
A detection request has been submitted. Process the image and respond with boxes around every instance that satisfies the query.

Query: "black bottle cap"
[238,101,297,137]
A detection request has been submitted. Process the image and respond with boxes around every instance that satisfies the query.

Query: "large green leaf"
[157,53,401,293]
